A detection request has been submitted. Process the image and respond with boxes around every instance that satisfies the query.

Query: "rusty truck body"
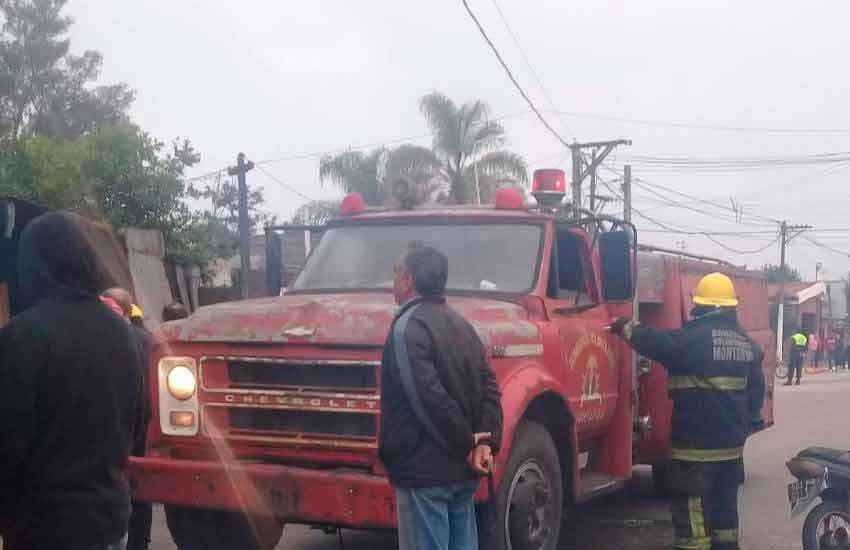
[130,175,775,550]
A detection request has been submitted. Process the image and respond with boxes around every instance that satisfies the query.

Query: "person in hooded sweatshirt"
[0,211,145,550]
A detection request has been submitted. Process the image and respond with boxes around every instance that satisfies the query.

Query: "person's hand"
[473,432,491,446]
[608,317,632,337]
[468,444,493,475]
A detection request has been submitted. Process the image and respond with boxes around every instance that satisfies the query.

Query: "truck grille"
[200,356,380,448]
[228,360,376,393]
[229,409,376,437]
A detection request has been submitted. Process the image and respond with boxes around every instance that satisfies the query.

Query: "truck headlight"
[158,357,199,436]
[167,365,197,400]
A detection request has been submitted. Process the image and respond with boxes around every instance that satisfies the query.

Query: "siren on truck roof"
[532,168,567,207]
[494,187,524,210]
[339,192,366,216]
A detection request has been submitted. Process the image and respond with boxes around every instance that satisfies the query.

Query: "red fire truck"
[130,169,775,550]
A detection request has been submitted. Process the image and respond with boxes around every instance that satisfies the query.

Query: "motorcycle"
[788,448,850,549]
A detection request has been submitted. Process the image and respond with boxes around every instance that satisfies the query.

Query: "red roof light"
[340,193,366,216]
[494,187,525,210]
[532,169,567,194]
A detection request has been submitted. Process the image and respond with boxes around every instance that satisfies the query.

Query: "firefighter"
[786,330,808,385]
[610,272,765,550]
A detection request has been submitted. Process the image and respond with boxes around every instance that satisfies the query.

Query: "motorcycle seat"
[798,447,850,466]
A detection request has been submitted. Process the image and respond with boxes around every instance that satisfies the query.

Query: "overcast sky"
[67,0,850,280]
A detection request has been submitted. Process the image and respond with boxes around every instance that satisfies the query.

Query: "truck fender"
[494,363,577,495]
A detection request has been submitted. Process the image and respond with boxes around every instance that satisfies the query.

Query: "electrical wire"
[802,235,850,259]
[599,179,781,254]
[487,0,576,141]
[614,152,850,173]
[553,110,850,134]
[183,109,535,183]
[460,0,572,150]
[255,165,316,202]
[703,233,781,255]
[619,169,779,226]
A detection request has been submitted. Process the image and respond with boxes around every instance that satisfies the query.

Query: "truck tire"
[494,420,563,550]
[164,505,284,550]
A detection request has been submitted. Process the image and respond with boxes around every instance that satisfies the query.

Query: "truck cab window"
[552,228,597,306]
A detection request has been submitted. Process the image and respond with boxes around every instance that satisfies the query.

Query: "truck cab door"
[546,225,621,431]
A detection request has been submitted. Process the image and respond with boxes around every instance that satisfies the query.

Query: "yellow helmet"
[693,272,738,307]
[130,304,144,319]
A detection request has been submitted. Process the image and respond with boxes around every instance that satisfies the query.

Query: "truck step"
[577,470,626,503]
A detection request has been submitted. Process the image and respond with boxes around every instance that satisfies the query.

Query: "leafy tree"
[419,91,527,203]
[291,199,340,226]
[0,0,133,143]
[761,264,802,284]
[319,144,443,206]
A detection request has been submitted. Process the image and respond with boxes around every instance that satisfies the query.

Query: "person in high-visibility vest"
[786,330,808,386]
[610,273,765,550]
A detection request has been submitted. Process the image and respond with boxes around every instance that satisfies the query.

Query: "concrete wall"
[124,228,173,326]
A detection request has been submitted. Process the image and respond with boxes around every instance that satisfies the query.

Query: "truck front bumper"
[129,456,396,529]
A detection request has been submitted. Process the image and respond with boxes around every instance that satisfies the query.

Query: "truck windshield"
[292,223,542,294]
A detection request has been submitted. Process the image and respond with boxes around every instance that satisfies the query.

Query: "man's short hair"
[162,301,189,322]
[404,242,448,297]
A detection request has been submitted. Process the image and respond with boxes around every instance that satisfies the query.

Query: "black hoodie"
[0,211,145,548]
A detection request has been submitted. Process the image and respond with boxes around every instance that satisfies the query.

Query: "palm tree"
[319,149,384,205]
[319,144,444,206]
[419,91,528,204]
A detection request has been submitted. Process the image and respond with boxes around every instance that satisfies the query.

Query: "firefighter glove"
[609,317,632,337]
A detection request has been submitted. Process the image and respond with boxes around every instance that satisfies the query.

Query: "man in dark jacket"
[0,212,146,550]
[102,288,153,550]
[610,273,765,550]
[379,242,503,550]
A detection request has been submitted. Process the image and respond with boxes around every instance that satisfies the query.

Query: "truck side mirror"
[599,230,634,302]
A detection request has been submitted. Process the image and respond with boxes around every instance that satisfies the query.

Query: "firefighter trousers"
[669,459,743,550]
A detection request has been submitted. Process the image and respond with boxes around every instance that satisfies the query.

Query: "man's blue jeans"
[396,480,479,550]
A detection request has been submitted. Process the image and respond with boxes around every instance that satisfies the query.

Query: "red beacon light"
[494,187,525,210]
[340,192,366,216]
[531,168,567,207]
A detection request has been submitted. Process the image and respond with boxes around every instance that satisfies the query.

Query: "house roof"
[768,281,827,304]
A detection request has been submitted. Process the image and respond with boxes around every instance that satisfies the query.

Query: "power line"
[616,152,850,173]
[599,163,778,227]
[554,110,850,135]
[704,233,781,255]
[183,109,534,183]
[460,0,572,150]
[255,165,316,202]
[600,179,781,254]
[802,235,850,259]
[487,0,576,141]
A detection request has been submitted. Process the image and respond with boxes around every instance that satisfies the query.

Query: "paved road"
[150,371,850,549]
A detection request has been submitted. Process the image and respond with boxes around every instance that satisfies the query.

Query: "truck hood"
[167,293,540,348]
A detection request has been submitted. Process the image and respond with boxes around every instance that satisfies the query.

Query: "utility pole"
[776,221,813,364]
[228,152,255,299]
[622,164,632,223]
[569,138,631,212]
[589,150,597,212]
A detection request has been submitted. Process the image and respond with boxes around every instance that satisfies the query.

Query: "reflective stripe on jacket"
[625,309,765,460]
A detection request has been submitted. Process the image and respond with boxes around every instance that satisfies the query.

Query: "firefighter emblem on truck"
[580,356,602,404]
[567,333,617,421]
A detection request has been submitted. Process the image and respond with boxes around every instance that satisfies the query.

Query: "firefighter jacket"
[624,309,765,462]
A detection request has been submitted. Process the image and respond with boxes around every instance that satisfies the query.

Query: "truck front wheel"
[494,421,564,550]
[164,505,284,550]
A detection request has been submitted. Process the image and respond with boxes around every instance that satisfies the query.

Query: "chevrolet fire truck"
[130,168,775,550]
